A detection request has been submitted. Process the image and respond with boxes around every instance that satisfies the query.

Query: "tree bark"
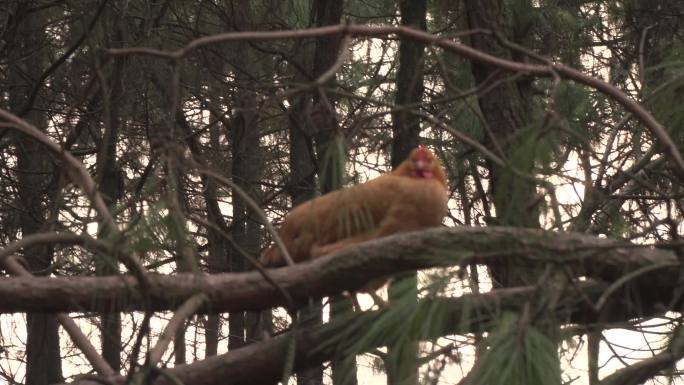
[464,0,538,287]
[6,2,62,384]
[95,1,128,370]
[0,227,677,318]
[64,278,673,385]
[309,1,349,384]
[226,0,263,351]
[387,1,427,384]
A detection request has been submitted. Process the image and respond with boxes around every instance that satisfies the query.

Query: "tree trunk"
[95,2,127,370]
[307,1,354,385]
[226,0,263,351]
[205,122,226,357]
[464,0,539,287]
[386,1,427,385]
[6,2,62,384]
[284,14,321,385]
[464,1,560,384]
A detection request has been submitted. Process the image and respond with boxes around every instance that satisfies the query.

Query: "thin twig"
[189,215,296,310]
[106,24,684,180]
[638,25,655,87]
[193,164,296,266]
[0,109,150,286]
[0,232,107,265]
[147,294,208,367]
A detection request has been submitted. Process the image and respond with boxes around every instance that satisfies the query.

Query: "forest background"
[1,1,683,385]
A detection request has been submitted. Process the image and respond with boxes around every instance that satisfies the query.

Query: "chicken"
[261,146,448,268]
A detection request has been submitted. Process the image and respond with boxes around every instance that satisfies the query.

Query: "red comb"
[415,145,428,158]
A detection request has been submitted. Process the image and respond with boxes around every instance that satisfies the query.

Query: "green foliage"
[93,201,180,272]
[646,48,684,146]
[124,202,169,255]
[450,103,484,144]
[346,0,396,23]
[545,81,610,158]
[316,265,564,385]
[553,83,594,134]
[594,205,629,237]
[493,123,552,225]
[510,0,539,40]
[317,135,349,191]
[121,200,191,266]
[430,0,460,29]
[465,313,561,385]
[284,0,314,28]
[319,268,484,360]
[539,2,593,40]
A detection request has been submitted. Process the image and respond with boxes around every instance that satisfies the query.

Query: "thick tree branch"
[3,257,115,377]
[0,226,679,314]
[65,279,658,385]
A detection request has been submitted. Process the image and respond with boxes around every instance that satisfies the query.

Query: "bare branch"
[600,326,684,385]
[0,109,149,286]
[105,25,684,178]
[146,294,208,368]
